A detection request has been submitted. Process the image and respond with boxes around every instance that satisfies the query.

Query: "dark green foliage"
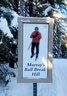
[9,0,18,13]
[53,20,62,58]
[61,44,67,58]
[0,30,3,41]
[0,43,10,63]
[48,0,54,5]
[0,8,14,25]
[29,1,33,16]
[55,0,63,3]
[0,7,18,63]
[0,63,16,84]
[0,34,13,63]
[0,0,18,84]
[9,27,18,39]
[0,64,8,83]
[0,0,12,8]
[3,12,14,25]
[34,7,44,17]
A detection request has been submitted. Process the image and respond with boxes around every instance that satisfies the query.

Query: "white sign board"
[18,17,54,83]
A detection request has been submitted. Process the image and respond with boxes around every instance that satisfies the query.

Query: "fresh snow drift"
[0,17,13,38]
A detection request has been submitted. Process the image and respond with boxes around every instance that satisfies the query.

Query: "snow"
[43,6,52,16]
[38,3,50,8]
[42,3,50,7]
[38,59,67,96]
[0,7,18,27]
[53,3,67,36]
[11,11,18,28]
[54,59,67,96]
[0,7,18,38]
[54,3,67,18]
[0,59,67,96]
[0,17,13,38]
[44,6,57,16]
[0,67,33,96]
[6,82,33,96]
[0,7,10,13]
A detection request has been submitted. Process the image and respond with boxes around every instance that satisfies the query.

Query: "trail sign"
[18,17,54,83]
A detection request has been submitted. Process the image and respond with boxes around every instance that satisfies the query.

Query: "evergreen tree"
[0,0,18,83]
[0,1,18,63]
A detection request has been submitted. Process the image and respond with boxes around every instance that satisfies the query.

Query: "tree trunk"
[29,0,33,16]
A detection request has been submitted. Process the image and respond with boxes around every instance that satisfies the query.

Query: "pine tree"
[0,0,18,83]
[0,1,18,63]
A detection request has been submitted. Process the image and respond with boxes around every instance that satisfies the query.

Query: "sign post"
[33,83,37,96]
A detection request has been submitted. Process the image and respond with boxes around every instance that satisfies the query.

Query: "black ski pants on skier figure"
[31,43,39,56]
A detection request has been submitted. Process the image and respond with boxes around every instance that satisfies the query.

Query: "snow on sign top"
[18,17,54,83]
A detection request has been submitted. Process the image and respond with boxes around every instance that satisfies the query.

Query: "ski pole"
[28,42,32,50]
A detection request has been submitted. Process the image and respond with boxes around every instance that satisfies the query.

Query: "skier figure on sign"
[30,27,42,60]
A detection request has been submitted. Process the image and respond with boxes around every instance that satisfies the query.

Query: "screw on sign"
[44,25,47,28]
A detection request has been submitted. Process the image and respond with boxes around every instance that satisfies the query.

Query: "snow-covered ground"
[38,59,67,96]
[0,59,67,96]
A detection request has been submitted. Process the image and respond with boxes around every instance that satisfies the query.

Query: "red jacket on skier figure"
[30,27,42,60]
[30,31,41,43]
